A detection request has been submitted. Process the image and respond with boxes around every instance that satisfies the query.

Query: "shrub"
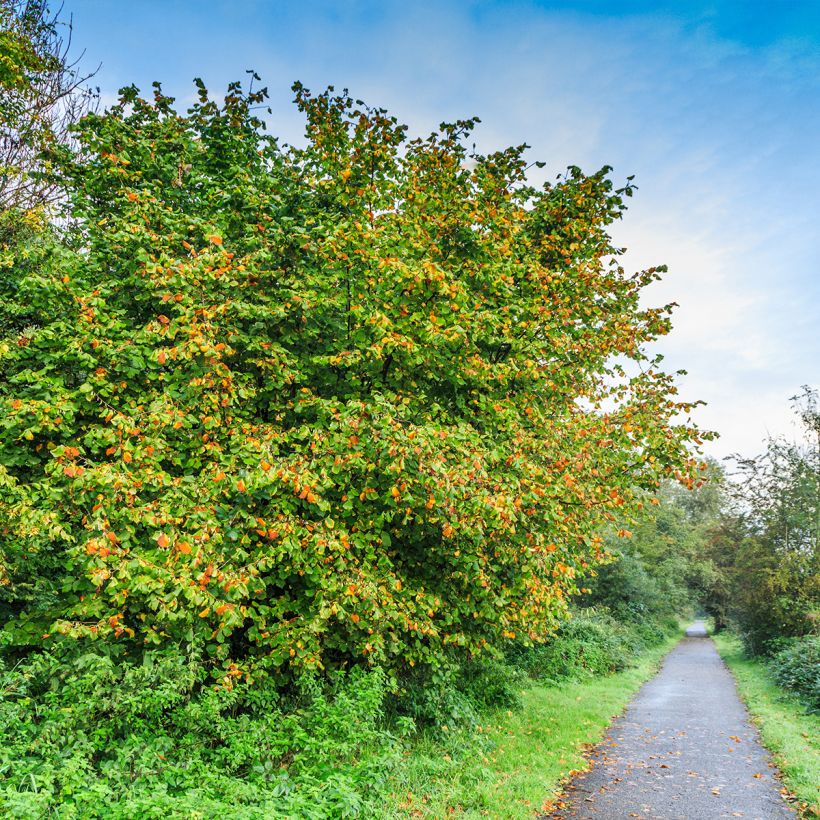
[510,610,646,683]
[458,656,528,712]
[0,648,398,818]
[769,636,820,711]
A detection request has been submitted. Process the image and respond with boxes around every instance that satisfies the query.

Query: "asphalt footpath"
[546,621,795,820]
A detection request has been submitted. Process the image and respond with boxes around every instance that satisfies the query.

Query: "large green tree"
[0,80,708,683]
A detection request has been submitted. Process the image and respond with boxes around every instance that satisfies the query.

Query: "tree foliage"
[0,0,97,222]
[0,79,706,682]
[703,389,820,653]
[582,470,722,627]
[0,0,97,346]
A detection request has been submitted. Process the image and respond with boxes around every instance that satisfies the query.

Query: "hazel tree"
[0,80,709,682]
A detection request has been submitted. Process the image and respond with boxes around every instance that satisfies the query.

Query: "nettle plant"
[0,79,708,682]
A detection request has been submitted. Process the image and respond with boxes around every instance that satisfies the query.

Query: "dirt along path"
[547,621,795,820]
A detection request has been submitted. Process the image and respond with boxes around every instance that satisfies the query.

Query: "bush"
[0,647,399,818]
[0,642,533,816]
[390,654,527,731]
[769,636,820,711]
[510,610,647,683]
[458,656,528,712]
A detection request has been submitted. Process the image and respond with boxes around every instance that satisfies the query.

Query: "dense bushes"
[769,636,820,712]
[0,609,678,818]
[390,654,528,733]
[510,609,670,684]
[0,647,400,818]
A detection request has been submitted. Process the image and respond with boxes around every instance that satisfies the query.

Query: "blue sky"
[63,0,820,460]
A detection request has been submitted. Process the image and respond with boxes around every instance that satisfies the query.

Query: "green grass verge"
[713,632,820,818]
[379,632,682,818]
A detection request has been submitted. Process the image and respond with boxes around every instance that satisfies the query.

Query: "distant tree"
[582,467,723,627]
[704,389,820,653]
[0,1,97,351]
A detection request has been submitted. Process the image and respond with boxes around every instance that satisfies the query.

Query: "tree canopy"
[0,79,708,683]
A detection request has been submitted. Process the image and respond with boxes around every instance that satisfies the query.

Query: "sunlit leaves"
[0,78,709,683]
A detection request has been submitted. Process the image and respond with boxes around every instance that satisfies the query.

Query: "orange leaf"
[208,234,223,245]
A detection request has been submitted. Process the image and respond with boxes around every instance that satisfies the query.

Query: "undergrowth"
[0,609,675,818]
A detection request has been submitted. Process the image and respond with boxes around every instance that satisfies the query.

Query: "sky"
[62,0,820,461]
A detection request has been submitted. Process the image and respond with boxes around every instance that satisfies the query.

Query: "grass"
[713,631,820,818]
[379,631,682,818]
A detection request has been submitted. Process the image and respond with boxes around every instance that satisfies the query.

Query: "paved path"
[547,622,794,820]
